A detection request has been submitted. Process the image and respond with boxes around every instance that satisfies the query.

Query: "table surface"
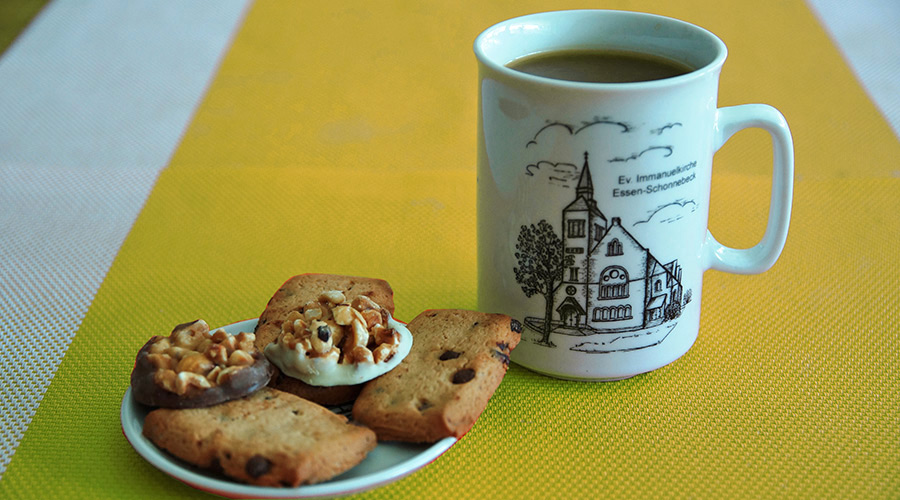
[1,0,898,498]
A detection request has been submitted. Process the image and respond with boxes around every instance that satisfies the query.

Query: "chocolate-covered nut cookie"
[130,320,274,408]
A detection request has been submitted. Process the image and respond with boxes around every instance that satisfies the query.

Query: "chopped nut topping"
[145,320,262,395]
[271,291,405,368]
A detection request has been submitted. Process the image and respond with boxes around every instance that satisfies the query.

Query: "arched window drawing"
[593,305,634,322]
[606,238,623,256]
[598,266,629,299]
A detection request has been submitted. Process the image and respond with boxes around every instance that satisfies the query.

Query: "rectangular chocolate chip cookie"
[352,309,521,442]
[142,387,377,487]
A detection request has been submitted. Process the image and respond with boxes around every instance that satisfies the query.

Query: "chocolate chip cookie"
[352,309,521,442]
[142,387,377,487]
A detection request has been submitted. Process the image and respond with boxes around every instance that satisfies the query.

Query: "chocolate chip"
[209,457,224,475]
[510,319,522,333]
[439,350,462,361]
[452,368,476,384]
[417,399,433,412]
[245,455,271,478]
[497,341,509,351]
[317,325,331,342]
[492,349,511,366]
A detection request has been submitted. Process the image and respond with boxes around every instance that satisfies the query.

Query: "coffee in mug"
[507,49,694,84]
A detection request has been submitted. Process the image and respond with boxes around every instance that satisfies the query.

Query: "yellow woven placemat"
[1,0,897,498]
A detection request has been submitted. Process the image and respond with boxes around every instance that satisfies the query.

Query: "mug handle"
[703,104,794,274]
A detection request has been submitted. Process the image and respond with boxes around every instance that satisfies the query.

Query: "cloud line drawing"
[524,160,579,187]
[650,122,682,135]
[608,145,674,163]
[573,116,633,135]
[526,116,632,147]
[526,121,574,147]
[633,199,698,225]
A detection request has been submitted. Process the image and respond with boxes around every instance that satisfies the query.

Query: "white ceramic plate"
[121,319,456,499]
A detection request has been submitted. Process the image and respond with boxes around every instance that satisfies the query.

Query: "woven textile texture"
[0,0,250,477]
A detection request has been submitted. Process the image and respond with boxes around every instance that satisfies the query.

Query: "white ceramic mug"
[474,10,793,380]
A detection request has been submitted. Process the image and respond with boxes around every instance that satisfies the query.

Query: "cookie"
[142,387,377,487]
[254,274,395,405]
[131,320,274,408]
[266,370,363,406]
[264,294,413,388]
[352,309,521,442]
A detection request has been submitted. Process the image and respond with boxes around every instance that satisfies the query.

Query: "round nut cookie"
[264,290,413,388]
[131,319,274,408]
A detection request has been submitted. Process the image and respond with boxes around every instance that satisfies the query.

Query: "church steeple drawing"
[575,151,594,199]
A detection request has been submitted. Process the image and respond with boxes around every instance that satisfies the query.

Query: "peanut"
[165,346,192,361]
[227,349,254,366]
[373,342,398,363]
[351,295,381,311]
[154,369,177,393]
[207,344,229,364]
[332,305,355,326]
[215,366,243,385]
[344,345,374,364]
[319,290,346,304]
[235,332,255,352]
[147,337,170,354]
[361,309,382,328]
[374,327,400,346]
[348,319,369,348]
[304,307,323,321]
[175,371,211,395]
[176,353,214,374]
[211,328,229,343]
[147,353,176,370]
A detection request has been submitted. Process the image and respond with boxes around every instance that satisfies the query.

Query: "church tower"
[555,152,607,327]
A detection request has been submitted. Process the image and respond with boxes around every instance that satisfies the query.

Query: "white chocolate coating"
[264,313,412,387]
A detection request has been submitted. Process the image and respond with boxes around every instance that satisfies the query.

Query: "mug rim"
[473,9,728,90]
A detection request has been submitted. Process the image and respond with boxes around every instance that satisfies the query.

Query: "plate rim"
[121,318,456,499]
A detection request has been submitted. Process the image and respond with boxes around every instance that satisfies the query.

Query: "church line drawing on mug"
[513,120,694,354]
